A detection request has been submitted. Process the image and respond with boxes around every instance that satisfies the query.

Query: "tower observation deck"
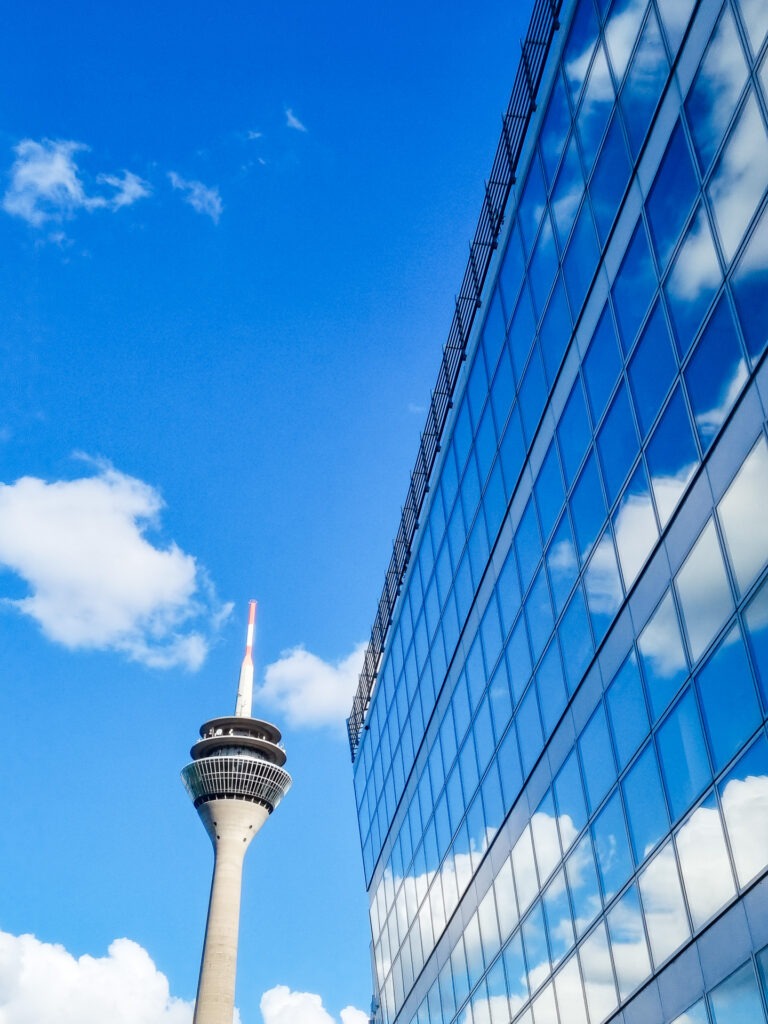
[182,601,291,1024]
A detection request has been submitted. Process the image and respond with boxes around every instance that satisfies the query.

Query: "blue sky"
[0,1,530,1021]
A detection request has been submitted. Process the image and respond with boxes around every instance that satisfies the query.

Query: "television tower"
[182,601,291,1024]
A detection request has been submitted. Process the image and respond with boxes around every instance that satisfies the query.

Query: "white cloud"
[0,931,194,1024]
[247,130,264,140]
[260,986,367,1024]
[3,139,149,226]
[0,458,231,669]
[285,108,308,133]
[168,172,223,224]
[256,643,366,729]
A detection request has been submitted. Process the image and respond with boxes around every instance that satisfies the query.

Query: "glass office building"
[349,0,768,1020]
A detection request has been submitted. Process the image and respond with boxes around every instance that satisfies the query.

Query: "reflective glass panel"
[571,450,606,562]
[620,8,669,157]
[579,703,617,813]
[535,442,565,545]
[537,640,568,736]
[656,688,711,821]
[646,120,699,272]
[737,0,768,55]
[590,112,631,244]
[593,790,633,900]
[563,0,600,102]
[578,921,618,1022]
[532,792,563,886]
[527,567,555,664]
[554,955,589,1024]
[709,962,766,1024]
[719,733,768,887]
[540,71,571,187]
[606,651,649,770]
[559,586,594,694]
[719,437,768,598]
[503,931,529,1014]
[582,303,621,426]
[568,833,601,936]
[517,683,544,776]
[539,276,572,383]
[676,792,735,929]
[707,92,768,265]
[508,284,536,382]
[554,749,588,848]
[613,460,659,588]
[623,740,669,863]
[557,378,591,487]
[500,405,526,501]
[645,385,699,527]
[665,205,722,358]
[519,345,547,445]
[697,624,761,773]
[497,720,523,811]
[530,214,559,318]
[564,202,599,316]
[638,840,690,966]
[675,519,734,663]
[584,530,623,643]
[686,294,747,452]
[512,825,540,914]
[543,870,574,966]
[547,512,578,615]
[628,300,676,439]
[519,154,547,255]
[605,0,647,82]
[552,134,585,250]
[608,883,652,1000]
[507,614,532,704]
[517,499,542,594]
[657,0,695,53]
[685,8,749,174]
[491,345,515,436]
[731,203,768,362]
[597,381,639,505]
[745,578,768,708]
[612,220,657,352]
[577,43,615,170]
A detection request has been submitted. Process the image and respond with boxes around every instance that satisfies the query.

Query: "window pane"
[657,0,695,53]
[519,345,547,445]
[612,220,657,352]
[719,733,768,887]
[532,792,563,886]
[707,92,768,265]
[638,841,690,966]
[737,0,768,54]
[552,134,585,250]
[563,0,600,102]
[590,113,631,244]
[517,683,544,776]
[579,921,618,1022]
[579,703,617,813]
[512,825,539,914]
[676,792,735,929]
[526,567,554,664]
[607,884,652,1000]
[685,9,749,174]
[543,870,575,966]
[507,615,532,704]
[620,9,669,157]
[646,120,699,271]
[646,385,699,527]
[554,955,589,1024]
[628,300,677,439]
[539,276,572,384]
[607,651,650,770]
[656,688,711,821]
[697,625,761,773]
[709,963,766,1024]
[593,790,633,900]
[583,303,621,427]
[665,205,722,358]
[535,442,565,545]
[613,460,659,588]
[744,578,768,709]
[519,154,547,255]
[718,437,768,596]
[508,284,536,382]
[557,378,591,487]
[560,586,594,693]
[538,640,568,736]
[688,295,747,452]
[554,749,588,848]
[584,531,623,643]
[571,450,606,562]
[568,833,602,937]
[577,44,615,170]
[564,203,599,316]
[623,741,669,864]
[517,499,542,593]
[530,214,559,319]
[675,520,734,663]
[547,513,579,615]
[731,203,768,361]
[605,0,647,82]
[540,71,571,187]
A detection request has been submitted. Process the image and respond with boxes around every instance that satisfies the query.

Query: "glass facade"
[351,0,768,1021]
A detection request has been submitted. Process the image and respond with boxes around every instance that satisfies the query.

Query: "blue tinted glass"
[516,499,542,593]
[623,741,669,863]
[508,614,533,705]
[628,300,677,439]
[583,303,621,425]
[607,651,649,770]
[697,624,761,773]
[535,443,565,544]
[522,900,550,978]
[491,345,515,435]
[517,683,544,774]
[497,720,523,808]
[453,399,473,475]
[500,222,526,313]
[560,586,594,693]
[578,43,615,170]
[484,458,507,543]
[526,567,555,663]
[552,135,585,250]
[612,220,657,352]
[579,702,617,812]
[620,10,669,157]
[529,214,559,318]
[656,688,711,821]
[638,591,689,721]
[684,294,746,452]
[548,512,579,615]
[482,287,508,380]
[665,204,722,357]
[540,71,571,187]
[745,579,768,710]
[613,460,659,588]
[685,8,749,174]
[709,962,766,1024]
[539,276,572,383]
[489,658,513,743]
[645,385,698,527]
[519,154,547,255]
[468,492,489,583]
[563,0,600,101]
[605,0,647,82]
[590,113,631,244]
[508,283,536,381]
[585,531,623,643]
[543,871,575,965]
[518,345,547,445]
[497,548,522,637]
[657,0,695,54]
[646,120,699,271]
[554,749,588,841]
[502,932,529,1009]
[731,204,768,361]
[461,453,482,526]
[564,201,599,315]
[500,404,525,499]
[475,404,497,484]
[538,639,568,734]
[571,450,606,561]
[593,791,633,900]
[557,378,592,487]
[597,382,639,505]
[467,342,490,429]
[568,833,602,935]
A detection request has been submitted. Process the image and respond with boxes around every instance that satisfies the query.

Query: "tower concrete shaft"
[182,603,291,1024]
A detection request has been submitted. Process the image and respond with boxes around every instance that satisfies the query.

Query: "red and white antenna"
[234,600,257,718]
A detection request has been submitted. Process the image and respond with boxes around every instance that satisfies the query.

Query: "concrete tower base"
[193,799,270,1024]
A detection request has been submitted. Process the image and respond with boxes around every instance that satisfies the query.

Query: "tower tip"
[235,600,257,717]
